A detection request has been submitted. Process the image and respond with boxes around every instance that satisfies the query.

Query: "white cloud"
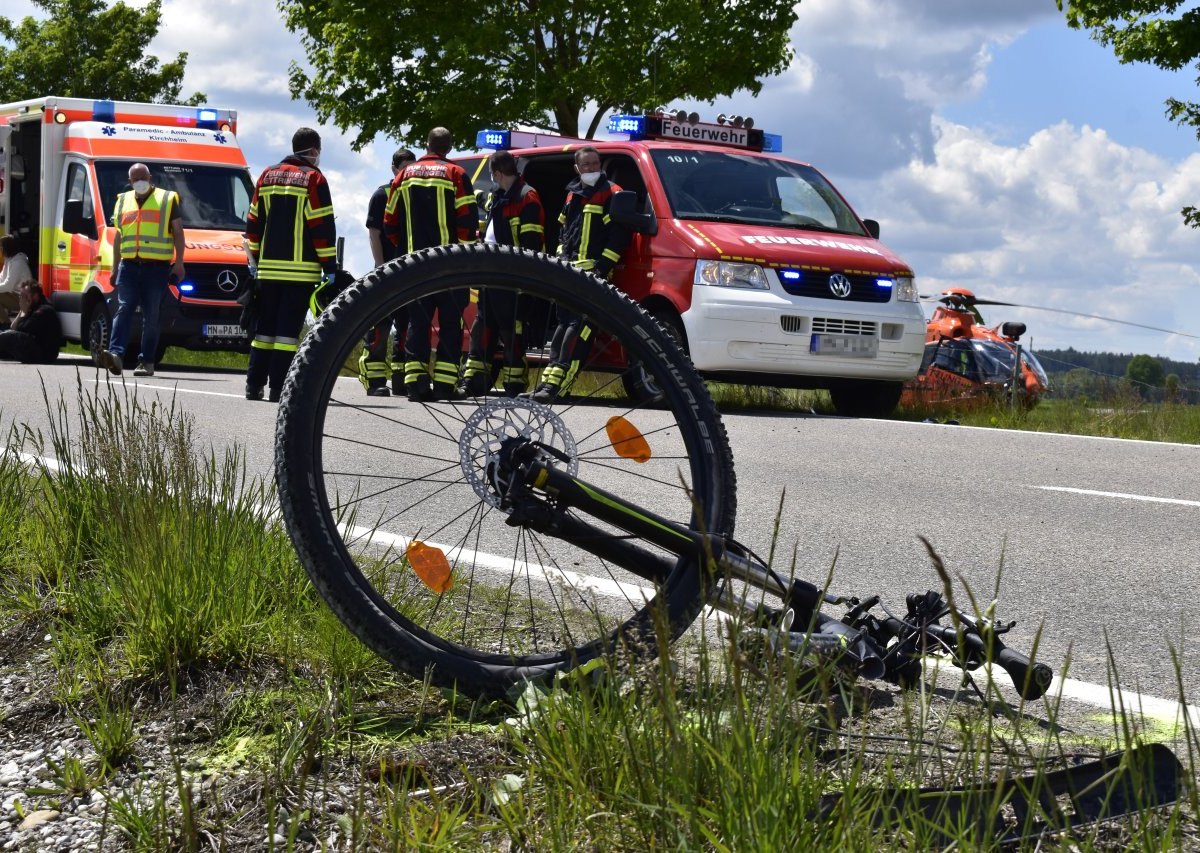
[858,120,1200,360]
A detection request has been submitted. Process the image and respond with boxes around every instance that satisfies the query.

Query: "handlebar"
[917,621,1053,700]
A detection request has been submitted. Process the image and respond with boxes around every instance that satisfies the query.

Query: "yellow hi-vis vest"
[113,188,180,262]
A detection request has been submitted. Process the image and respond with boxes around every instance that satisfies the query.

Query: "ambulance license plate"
[204,324,245,338]
[810,334,878,358]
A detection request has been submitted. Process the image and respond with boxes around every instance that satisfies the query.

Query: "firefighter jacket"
[486,177,545,251]
[556,176,629,276]
[384,153,478,252]
[112,187,181,262]
[245,154,337,285]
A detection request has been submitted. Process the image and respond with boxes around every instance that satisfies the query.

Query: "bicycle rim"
[275,244,736,697]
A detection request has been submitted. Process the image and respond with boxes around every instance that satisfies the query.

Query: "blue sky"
[3,0,1199,363]
[943,19,1198,161]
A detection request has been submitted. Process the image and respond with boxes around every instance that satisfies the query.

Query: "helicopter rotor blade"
[969,299,1199,339]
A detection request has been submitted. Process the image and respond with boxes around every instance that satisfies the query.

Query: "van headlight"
[694,260,768,290]
[893,275,918,302]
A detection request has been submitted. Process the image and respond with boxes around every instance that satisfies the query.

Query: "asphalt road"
[4,352,1197,705]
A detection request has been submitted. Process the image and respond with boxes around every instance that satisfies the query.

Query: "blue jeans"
[110,260,170,361]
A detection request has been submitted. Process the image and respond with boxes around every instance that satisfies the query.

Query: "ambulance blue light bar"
[606,114,769,152]
[196,109,219,129]
[92,100,116,124]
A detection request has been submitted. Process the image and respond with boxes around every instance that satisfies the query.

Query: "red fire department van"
[460,113,926,416]
[0,97,253,364]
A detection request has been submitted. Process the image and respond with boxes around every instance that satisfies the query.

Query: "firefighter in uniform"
[100,162,185,377]
[243,127,337,402]
[359,147,416,396]
[383,127,478,402]
[458,150,545,398]
[528,146,629,403]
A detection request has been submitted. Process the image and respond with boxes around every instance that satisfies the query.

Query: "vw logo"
[828,273,852,298]
[216,269,239,293]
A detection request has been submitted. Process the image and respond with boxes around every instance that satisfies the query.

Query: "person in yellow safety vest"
[99,163,185,378]
[243,127,338,402]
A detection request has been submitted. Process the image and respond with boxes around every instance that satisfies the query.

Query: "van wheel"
[87,303,113,367]
[622,306,688,404]
[829,380,903,418]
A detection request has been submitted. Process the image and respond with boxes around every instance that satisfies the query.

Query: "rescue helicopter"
[900,287,1050,411]
[901,287,1200,412]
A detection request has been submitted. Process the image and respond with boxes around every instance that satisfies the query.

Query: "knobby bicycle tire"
[275,244,737,697]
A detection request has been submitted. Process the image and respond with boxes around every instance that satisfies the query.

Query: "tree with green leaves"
[280,0,799,148]
[1125,353,1166,396]
[0,0,203,105]
[1058,1,1200,225]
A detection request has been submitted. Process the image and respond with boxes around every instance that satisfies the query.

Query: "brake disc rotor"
[458,397,579,508]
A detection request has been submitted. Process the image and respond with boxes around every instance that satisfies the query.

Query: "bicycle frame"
[507,454,1054,700]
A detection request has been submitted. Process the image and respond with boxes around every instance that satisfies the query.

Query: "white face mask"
[132,180,151,195]
[579,171,602,187]
[297,149,321,168]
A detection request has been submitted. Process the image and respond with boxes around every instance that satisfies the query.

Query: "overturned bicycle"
[273,245,1186,839]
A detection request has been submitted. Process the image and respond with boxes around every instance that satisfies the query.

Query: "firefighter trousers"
[404,291,468,392]
[247,279,311,393]
[462,289,526,393]
[540,305,593,393]
[358,306,410,390]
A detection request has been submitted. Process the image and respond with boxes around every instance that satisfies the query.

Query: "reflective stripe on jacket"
[384,154,478,252]
[487,178,545,252]
[113,188,179,261]
[555,176,629,272]
[245,155,337,284]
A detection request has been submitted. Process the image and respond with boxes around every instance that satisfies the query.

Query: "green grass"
[897,394,1200,444]
[0,384,1196,849]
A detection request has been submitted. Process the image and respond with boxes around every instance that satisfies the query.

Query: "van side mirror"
[610,190,657,236]
[63,199,97,239]
[862,219,880,239]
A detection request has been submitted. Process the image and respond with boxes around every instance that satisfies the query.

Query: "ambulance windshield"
[649,149,866,235]
[95,161,255,231]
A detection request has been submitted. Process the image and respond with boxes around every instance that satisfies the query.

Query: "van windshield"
[95,161,255,230]
[649,149,866,235]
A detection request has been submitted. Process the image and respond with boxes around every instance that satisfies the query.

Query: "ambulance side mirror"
[862,219,880,239]
[63,199,97,240]
[610,190,657,236]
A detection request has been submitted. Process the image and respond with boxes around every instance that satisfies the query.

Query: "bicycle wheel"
[275,243,736,697]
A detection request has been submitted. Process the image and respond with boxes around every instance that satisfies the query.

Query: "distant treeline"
[1033,347,1200,403]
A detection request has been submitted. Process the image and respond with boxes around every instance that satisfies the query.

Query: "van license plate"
[810,334,878,357]
[204,324,245,337]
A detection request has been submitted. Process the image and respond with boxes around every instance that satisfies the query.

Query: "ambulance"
[463,112,926,416]
[0,97,253,364]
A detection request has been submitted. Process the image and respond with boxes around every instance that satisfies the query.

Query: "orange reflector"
[605,415,652,463]
[407,541,453,593]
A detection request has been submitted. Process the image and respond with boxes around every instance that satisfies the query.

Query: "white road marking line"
[1031,485,1200,508]
[344,523,656,604]
[89,377,248,400]
[14,450,1196,728]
